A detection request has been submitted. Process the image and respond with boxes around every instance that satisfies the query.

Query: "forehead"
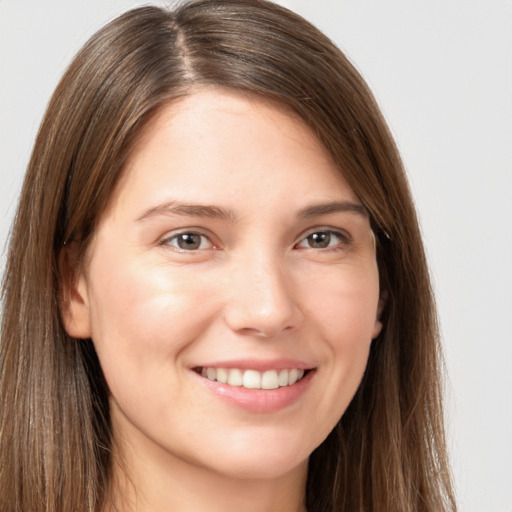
[107,88,359,218]
[130,88,327,165]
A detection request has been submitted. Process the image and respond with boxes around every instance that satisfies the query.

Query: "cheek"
[301,265,378,421]
[302,261,380,342]
[85,254,218,377]
[329,283,378,375]
[84,258,223,437]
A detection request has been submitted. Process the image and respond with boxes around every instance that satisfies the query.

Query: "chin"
[209,453,308,481]
[194,431,313,481]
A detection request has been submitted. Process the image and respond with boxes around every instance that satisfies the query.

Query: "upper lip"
[192,358,316,372]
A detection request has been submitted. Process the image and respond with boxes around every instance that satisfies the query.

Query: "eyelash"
[295,229,350,251]
[160,231,215,252]
[159,228,350,253]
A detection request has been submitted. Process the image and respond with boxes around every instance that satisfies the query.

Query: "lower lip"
[193,370,315,413]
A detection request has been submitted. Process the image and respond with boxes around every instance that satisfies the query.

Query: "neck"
[104,430,308,512]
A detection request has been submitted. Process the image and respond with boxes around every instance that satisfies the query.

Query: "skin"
[62,89,382,512]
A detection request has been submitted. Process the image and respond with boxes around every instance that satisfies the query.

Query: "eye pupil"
[308,232,330,248]
[177,233,201,250]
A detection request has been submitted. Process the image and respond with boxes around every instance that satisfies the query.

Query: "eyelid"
[294,228,351,250]
[159,229,217,251]
[157,226,352,252]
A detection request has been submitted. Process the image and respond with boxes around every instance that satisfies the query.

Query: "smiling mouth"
[195,367,310,390]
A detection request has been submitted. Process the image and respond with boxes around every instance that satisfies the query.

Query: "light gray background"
[1,1,511,511]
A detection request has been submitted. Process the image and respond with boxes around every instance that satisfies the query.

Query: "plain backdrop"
[1,1,511,511]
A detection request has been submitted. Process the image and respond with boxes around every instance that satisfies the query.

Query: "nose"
[223,252,303,338]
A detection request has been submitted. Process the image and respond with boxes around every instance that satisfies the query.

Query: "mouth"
[191,360,316,413]
[194,367,310,390]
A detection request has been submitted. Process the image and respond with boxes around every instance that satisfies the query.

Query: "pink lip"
[190,362,316,414]
[194,358,314,372]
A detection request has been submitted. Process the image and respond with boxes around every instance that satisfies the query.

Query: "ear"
[58,243,92,339]
[371,291,388,340]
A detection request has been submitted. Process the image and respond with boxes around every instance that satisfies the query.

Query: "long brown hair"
[0,1,456,511]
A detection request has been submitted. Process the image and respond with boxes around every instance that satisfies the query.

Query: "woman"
[0,1,456,511]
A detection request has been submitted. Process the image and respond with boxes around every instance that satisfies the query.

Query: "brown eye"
[165,232,212,251]
[296,230,346,250]
[306,232,331,248]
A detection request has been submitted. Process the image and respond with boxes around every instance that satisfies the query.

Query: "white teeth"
[199,367,307,389]
[261,370,279,390]
[288,368,299,385]
[216,367,228,383]
[278,369,289,386]
[227,368,243,387]
[243,370,261,389]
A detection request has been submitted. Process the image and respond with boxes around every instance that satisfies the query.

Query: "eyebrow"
[297,201,368,219]
[136,199,367,223]
[136,201,236,222]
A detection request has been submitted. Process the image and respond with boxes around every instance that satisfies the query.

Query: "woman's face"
[65,89,382,480]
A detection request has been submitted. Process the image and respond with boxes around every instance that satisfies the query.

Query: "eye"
[296,230,347,250]
[162,232,213,251]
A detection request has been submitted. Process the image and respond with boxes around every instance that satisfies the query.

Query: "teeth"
[216,367,229,384]
[278,369,289,386]
[199,367,307,389]
[227,368,243,387]
[261,370,279,390]
[243,369,261,389]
